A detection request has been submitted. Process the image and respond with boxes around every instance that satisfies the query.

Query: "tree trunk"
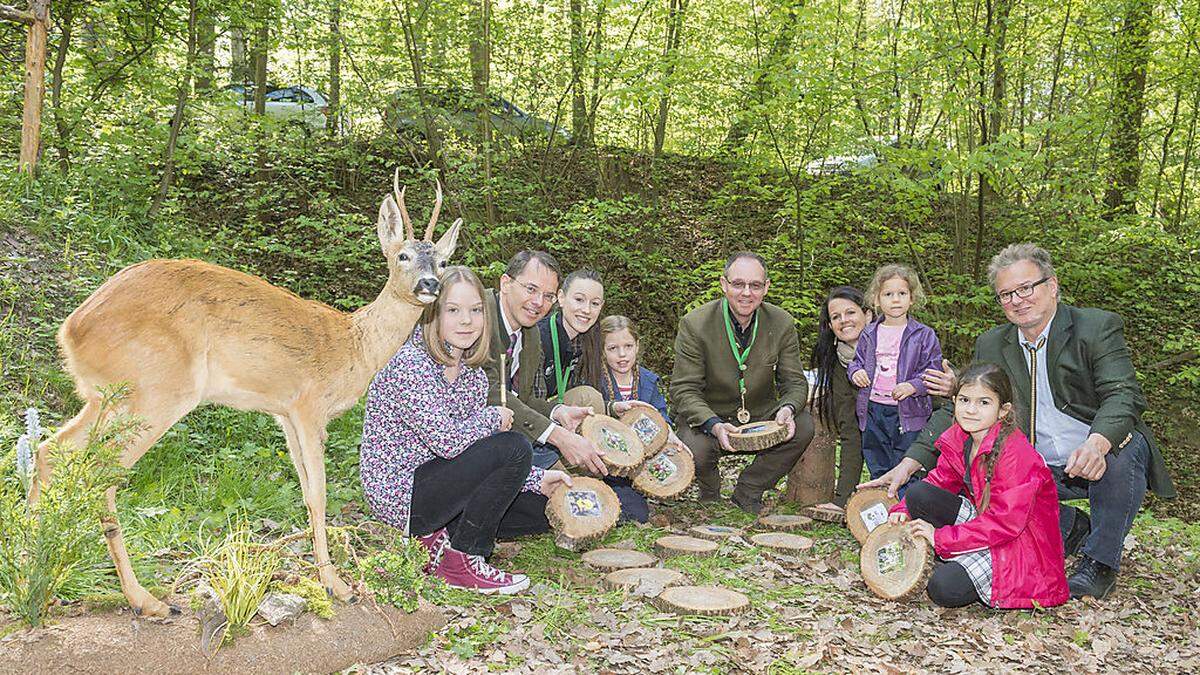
[230,26,249,83]
[653,0,688,157]
[49,0,73,171]
[17,0,50,173]
[149,0,197,219]
[327,0,341,135]
[722,0,802,149]
[469,0,496,224]
[252,11,269,115]
[195,6,215,92]
[972,0,1012,280]
[586,0,605,144]
[569,0,589,145]
[1102,0,1154,219]
[397,0,445,166]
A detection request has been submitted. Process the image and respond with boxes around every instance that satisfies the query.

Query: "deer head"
[377,170,463,304]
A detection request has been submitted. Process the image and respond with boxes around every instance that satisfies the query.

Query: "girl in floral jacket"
[360,266,571,595]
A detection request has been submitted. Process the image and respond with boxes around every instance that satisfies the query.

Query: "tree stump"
[757,514,814,531]
[750,532,814,554]
[652,586,750,616]
[654,535,718,558]
[602,567,686,594]
[784,415,835,507]
[689,524,744,541]
[581,548,658,571]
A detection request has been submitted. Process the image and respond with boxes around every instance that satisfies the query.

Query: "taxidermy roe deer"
[29,172,462,618]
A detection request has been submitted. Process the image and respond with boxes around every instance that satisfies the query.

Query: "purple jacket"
[847,318,943,433]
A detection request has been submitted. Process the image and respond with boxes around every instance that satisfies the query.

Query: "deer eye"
[438,260,447,268]
[398,253,410,262]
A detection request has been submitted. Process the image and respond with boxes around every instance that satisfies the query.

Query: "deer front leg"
[103,486,173,617]
[29,397,101,504]
[293,418,355,603]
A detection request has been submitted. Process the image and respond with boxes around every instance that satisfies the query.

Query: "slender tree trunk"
[469,0,496,223]
[252,11,268,115]
[149,0,197,219]
[395,0,444,164]
[328,0,341,135]
[722,0,802,149]
[50,0,74,172]
[16,0,50,173]
[230,26,249,83]
[1038,0,1071,186]
[973,0,1012,280]
[195,6,215,92]
[1102,0,1154,219]
[1172,85,1200,229]
[653,0,688,157]
[1151,40,1188,217]
[569,0,589,145]
[587,0,605,143]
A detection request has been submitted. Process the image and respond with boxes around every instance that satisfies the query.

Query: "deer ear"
[434,217,463,260]
[377,195,403,251]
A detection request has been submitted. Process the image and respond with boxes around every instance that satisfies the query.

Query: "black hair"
[560,269,606,391]
[954,362,1018,512]
[809,286,869,430]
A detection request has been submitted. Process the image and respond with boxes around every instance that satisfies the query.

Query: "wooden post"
[14,0,49,173]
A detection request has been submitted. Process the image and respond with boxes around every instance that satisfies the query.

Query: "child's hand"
[611,400,656,415]
[539,469,573,497]
[906,519,935,546]
[888,511,909,525]
[851,370,871,388]
[891,382,917,401]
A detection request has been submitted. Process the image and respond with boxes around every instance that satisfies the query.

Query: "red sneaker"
[414,528,449,574]
[434,546,530,595]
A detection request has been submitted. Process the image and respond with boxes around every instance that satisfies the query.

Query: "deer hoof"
[131,598,172,618]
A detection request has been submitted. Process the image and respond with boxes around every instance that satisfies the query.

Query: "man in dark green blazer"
[671,252,814,514]
[483,250,607,475]
[864,243,1174,601]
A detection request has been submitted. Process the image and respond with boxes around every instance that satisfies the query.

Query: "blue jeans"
[862,401,920,483]
[531,442,649,523]
[1051,431,1150,570]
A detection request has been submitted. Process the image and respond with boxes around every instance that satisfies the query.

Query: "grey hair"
[987,243,1056,288]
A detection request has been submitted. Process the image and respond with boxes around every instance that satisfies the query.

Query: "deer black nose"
[415,277,440,296]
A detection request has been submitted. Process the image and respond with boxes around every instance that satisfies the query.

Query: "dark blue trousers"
[531,441,649,524]
[861,401,920,482]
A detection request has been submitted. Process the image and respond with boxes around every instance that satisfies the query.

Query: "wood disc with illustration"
[618,407,670,456]
[562,385,605,413]
[581,548,658,571]
[750,532,814,554]
[654,535,719,558]
[580,415,647,478]
[846,488,899,545]
[861,522,933,602]
[802,504,847,524]
[651,586,750,616]
[545,477,621,552]
[689,524,744,541]
[632,446,694,499]
[602,567,686,593]
[757,514,814,531]
[727,421,788,453]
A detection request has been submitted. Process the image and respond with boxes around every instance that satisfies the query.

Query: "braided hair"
[809,286,870,430]
[954,362,1018,513]
[599,315,640,402]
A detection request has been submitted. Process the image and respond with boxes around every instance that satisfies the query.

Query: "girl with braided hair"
[887,362,1068,608]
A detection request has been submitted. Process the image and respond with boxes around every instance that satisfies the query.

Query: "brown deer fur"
[30,172,461,618]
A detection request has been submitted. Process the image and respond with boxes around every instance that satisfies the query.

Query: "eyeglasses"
[996,276,1050,304]
[515,280,557,304]
[724,277,767,293]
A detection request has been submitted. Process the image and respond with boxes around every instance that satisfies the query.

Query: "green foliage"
[358,536,437,613]
[272,576,335,620]
[200,520,282,638]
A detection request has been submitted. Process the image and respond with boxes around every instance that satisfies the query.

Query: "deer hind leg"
[28,394,102,504]
[289,412,354,603]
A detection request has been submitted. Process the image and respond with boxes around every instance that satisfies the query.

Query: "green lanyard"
[721,298,758,397]
[550,312,573,403]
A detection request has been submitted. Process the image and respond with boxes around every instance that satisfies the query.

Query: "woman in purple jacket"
[848,264,943,485]
[360,266,572,595]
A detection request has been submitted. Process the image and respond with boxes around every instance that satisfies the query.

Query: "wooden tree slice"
[654,535,719,558]
[618,407,670,455]
[632,446,694,499]
[581,548,658,571]
[545,477,621,551]
[727,421,788,453]
[861,522,933,602]
[651,586,750,616]
[562,385,605,413]
[846,488,899,544]
[689,524,744,541]
[602,567,686,594]
[757,514,814,531]
[749,532,814,553]
[803,504,847,524]
[580,415,647,478]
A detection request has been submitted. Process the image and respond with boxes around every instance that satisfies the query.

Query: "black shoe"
[1063,510,1091,557]
[697,488,721,503]
[730,490,763,515]
[1068,555,1117,600]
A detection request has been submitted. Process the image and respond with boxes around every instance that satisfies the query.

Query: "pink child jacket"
[892,423,1070,608]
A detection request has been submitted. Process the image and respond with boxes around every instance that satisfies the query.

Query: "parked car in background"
[386,86,571,144]
[804,135,943,183]
[222,84,330,133]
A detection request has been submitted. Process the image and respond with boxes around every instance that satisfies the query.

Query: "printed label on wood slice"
[545,477,621,551]
[580,415,647,478]
[757,514,815,531]
[689,524,744,541]
[654,535,719,558]
[749,532,814,553]
[727,421,788,453]
[581,548,659,571]
[860,522,933,602]
[632,446,695,499]
[618,408,669,455]
[802,505,847,524]
[846,488,900,544]
[602,567,686,596]
[651,586,750,616]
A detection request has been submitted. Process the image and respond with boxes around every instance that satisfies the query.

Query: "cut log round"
[561,385,605,413]
[689,524,744,541]
[727,421,788,453]
[580,548,658,571]
[602,567,686,593]
[846,488,899,544]
[580,415,647,478]
[757,514,814,531]
[545,477,621,551]
[618,407,670,455]
[651,586,750,616]
[803,504,847,524]
[632,446,694,499]
[749,532,814,553]
[861,521,933,602]
[654,535,719,558]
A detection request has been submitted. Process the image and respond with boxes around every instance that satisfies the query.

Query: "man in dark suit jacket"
[671,252,815,514]
[864,243,1174,600]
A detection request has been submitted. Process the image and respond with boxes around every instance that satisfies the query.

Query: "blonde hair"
[598,315,640,400]
[421,266,492,368]
[865,263,926,313]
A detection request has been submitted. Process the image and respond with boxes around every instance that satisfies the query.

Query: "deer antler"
[393,168,414,241]
[424,180,444,242]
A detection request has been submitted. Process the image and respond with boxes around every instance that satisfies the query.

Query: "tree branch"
[0,3,35,24]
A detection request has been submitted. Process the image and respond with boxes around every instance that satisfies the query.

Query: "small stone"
[194,583,226,655]
[256,592,307,626]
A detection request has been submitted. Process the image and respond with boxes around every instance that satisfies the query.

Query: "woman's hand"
[851,370,871,388]
[907,519,935,546]
[539,469,573,496]
[497,406,514,432]
[891,382,917,401]
[611,400,656,415]
[888,511,909,525]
